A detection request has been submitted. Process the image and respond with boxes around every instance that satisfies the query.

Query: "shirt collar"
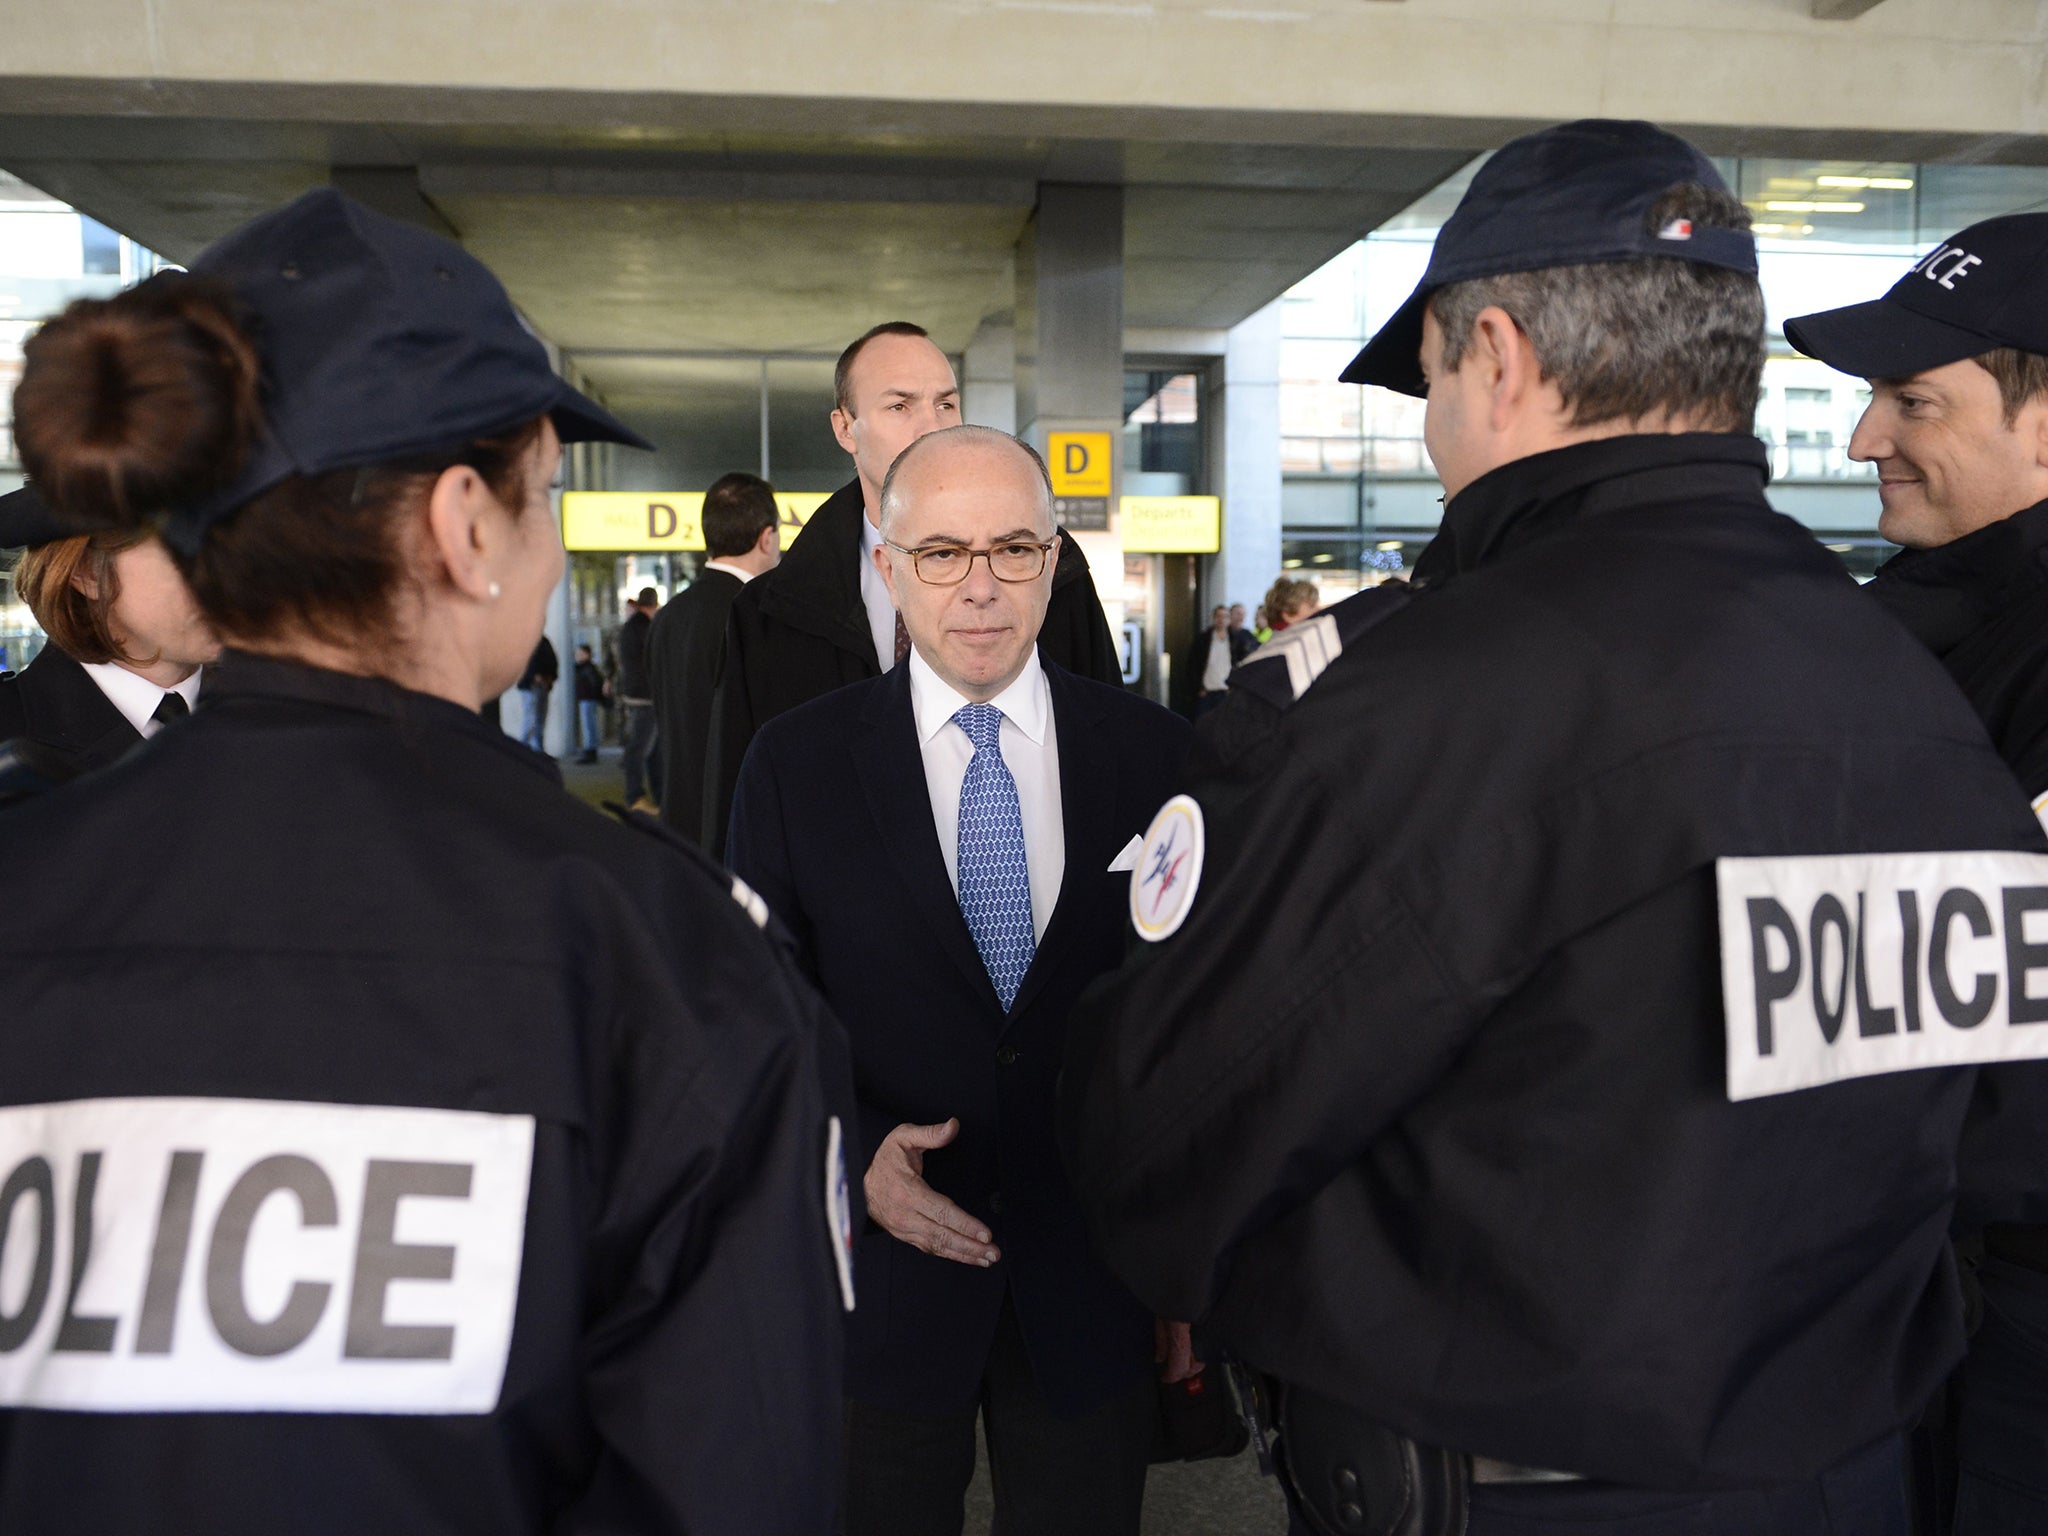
[907,645,1049,747]
[702,558,759,584]
[79,659,203,736]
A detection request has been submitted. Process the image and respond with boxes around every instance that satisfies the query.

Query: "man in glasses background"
[726,425,1191,1536]
[701,321,1122,857]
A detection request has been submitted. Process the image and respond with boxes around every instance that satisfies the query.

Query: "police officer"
[1057,120,2048,1536]
[0,190,853,1535]
[1787,215,2048,1534]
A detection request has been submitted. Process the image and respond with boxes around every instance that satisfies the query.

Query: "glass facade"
[0,172,171,671]
[1280,157,2048,598]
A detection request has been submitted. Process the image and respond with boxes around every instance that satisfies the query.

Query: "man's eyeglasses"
[883,538,1056,586]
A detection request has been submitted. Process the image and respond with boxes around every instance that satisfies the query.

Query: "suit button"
[996,1045,1019,1066]
[1333,1467,1361,1500]
[990,1192,1005,1215]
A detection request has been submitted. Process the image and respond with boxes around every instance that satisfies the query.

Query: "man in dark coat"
[1060,120,2048,1536]
[649,472,780,844]
[616,587,658,809]
[703,322,1122,857]
[1787,212,2048,1536]
[728,426,1190,1536]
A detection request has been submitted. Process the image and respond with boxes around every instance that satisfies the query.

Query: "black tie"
[151,691,189,726]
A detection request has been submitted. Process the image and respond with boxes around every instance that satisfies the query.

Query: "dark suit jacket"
[0,643,146,779]
[727,656,1190,1417]
[648,567,743,846]
[703,478,1124,858]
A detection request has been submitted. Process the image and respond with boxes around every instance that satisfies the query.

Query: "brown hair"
[15,273,545,653]
[834,321,930,414]
[10,528,150,665]
[1429,183,1765,434]
[1973,347,2048,425]
[1263,576,1319,627]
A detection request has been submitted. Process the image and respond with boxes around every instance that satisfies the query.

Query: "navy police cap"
[1341,119,1757,398]
[6,186,649,553]
[1784,214,2048,381]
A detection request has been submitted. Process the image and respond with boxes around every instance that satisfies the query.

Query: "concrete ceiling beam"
[418,162,1037,208]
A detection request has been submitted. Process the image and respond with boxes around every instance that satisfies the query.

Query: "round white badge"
[1129,794,1205,943]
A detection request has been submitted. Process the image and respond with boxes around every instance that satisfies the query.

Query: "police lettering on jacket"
[0,1097,531,1412]
[1719,851,2048,1099]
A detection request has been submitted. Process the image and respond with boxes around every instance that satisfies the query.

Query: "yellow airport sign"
[561,491,829,552]
[1120,495,1221,554]
[1047,432,1113,497]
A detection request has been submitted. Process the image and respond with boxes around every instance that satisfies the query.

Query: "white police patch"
[1245,613,1343,701]
[823,1116,855,1313]
[1131,794,1205,943]
[730,874,770,929]
[1717,851,2048,1100]
[0,1097,532,1413]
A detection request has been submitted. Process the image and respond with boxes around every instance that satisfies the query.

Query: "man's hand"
[866,1118,1001,1268]
[1156,1319,1203,1384]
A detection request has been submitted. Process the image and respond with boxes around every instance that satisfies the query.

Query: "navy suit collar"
[856,662,1005,1014]
[854,653,1116,1026]
[1007,662,1116,1026]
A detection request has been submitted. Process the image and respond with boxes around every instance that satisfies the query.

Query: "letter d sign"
[647,502,678,540]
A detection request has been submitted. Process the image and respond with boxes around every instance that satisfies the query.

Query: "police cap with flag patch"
[1784,214,2048,381]
[1341,119,1757,398]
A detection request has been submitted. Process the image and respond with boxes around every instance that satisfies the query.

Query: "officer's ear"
[1465,305,1540,430]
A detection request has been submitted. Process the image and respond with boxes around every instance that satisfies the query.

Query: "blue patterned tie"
[953,703,1035,1010]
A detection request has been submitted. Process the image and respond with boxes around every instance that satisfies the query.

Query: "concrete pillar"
[1015,182,1124,511]
[962,314,1017,434]
[1206,297,1283,615]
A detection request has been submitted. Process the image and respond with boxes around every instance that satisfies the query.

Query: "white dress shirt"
[701,558,759,585]
[79,661,202,740]
[1201,631,1233,692]
[858,512,901,671]
[907,646,1065,942]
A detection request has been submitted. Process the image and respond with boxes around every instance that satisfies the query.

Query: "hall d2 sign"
[0,1097,533,1412]
[561,491,828,552]
[1717,851,2048,1100]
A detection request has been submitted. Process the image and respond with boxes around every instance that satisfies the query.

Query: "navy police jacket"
[0,653,852,1536]
[728,655,1189,1418]
[1060,433,2048,1490]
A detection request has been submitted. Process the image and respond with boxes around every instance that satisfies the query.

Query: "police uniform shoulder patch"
[1232,585,1413,709]
[824,1116,856,1312]
[730,873,770,930]
[1130,793,1205,943]
[2032,789,2048,836]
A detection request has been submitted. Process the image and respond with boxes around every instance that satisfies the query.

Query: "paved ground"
[556,748,1292,1533]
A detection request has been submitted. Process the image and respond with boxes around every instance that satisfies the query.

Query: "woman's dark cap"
[42,187,647,554]
[0,483,98,549]
[1784,214,2048,382]
[1341,119,1757,398]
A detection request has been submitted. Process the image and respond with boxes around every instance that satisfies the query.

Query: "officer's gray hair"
[877,425,1055,537]
[1429,183,1765,433]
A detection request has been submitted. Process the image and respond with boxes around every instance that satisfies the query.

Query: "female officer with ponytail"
[0,190,853,1536]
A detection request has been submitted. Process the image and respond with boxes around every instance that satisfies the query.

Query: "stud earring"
[487,581,502,600]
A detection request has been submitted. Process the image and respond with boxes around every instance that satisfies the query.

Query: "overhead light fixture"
[1375,540,1403,551]
[1816,175,1912,192]
[1826,543,1855,553]
[1765,200,1865,214]
[1868,177,1914,191]
[1816,175,1870,189]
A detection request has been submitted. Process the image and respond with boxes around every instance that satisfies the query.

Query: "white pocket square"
[1107,834,1143,873]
